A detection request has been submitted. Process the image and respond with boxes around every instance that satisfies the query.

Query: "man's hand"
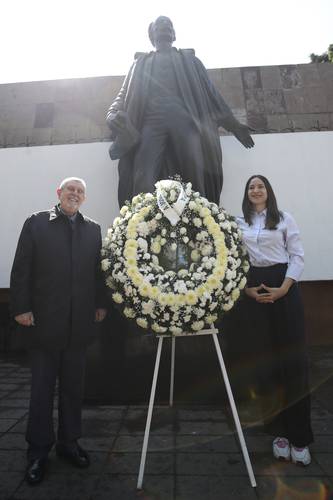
[15,312,34,326]
[95,308,107,322]
[233,124,255,149]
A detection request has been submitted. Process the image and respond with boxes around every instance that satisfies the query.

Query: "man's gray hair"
[59,177,87,191]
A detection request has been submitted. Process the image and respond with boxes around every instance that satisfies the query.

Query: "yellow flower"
[124,307,136,318]
[112,292,124,304]
[222,301,234,312]
[207,275,219,290]
[139,283,151,298]
[205,314,218,325]
[149,287,159,299]
[185,291,198,306]
[191,250,200,262]
[132,195,141,205]
[120,205,128,216]
[200,207,211,217]
[126,257,137,267]
[151,241,161,254]
[127,230,137,239]
[125,239,137,249]
[239,277,247,290]
[136,317,148,329]
[124,247,136,258]
[158,294,168,306]
[126,267,137,278]
[243,262,250,272]
[213,266,225,279]
[140,206,150,217]
[132,274,143,287]
[231,288,240,301]
[196,285,207,296]
[191,320,204,331]
[203,215,214,226]
[166,293,176,306]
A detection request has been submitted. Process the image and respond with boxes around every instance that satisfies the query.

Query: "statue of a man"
[107,16,254,207]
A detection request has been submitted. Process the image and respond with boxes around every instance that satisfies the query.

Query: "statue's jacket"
[107,48,240,204]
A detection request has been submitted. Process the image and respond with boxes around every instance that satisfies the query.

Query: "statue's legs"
[132,103,206,197]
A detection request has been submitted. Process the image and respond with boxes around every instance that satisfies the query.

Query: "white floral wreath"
[102,180,249,335]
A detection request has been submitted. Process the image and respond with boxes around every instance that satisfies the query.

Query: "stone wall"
[0,63,332,148]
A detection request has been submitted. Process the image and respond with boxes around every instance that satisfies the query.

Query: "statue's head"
[148,16,176,48]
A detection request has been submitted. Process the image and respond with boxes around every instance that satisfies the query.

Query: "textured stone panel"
[105,75,124,103]
[283,88,306,113]
[241,67,262,89]
[0,81,55,104]
[52,100,89,129]
[30,127,53,146]
[260,66,282,89]
[54,79,78,101]
[230,107,248,124]
[263,89,286,114]
[244,89,265,114]
[85,101,111,126]
[0,103,35,130]
[266,114,290,132]
[303,86,328,113]
[317,62,333,85]
[219,68,245,109]
[89,122,111,141]
[324,83,333,112]
[51,125,87,144]
[0,127,31,147]
[246,113,268,131]
[34,102,55,128]
[298,64,321,87]
[280,65,303,89]
[288,113,330,131]
[207,68,223,94]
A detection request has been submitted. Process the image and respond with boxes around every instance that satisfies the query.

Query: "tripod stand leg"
[169,336,176,407]
[137,336,164,490]
[212,333,257,488]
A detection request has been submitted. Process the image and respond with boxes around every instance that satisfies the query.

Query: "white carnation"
[101,259,111,271]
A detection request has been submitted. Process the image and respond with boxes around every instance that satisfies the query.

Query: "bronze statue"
[107,16,254,207]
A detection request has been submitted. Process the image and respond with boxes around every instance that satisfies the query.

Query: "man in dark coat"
[10,177,107,485]
[106,16,254,208]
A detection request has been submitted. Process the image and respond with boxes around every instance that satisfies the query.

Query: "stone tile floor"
[0,346,333,500]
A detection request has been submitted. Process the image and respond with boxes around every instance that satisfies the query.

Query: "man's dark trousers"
[26,346,86,461]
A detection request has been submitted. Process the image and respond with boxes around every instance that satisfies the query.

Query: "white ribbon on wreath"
[156,180,188,226]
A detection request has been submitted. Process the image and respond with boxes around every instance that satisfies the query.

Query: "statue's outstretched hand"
[233,124,255,149]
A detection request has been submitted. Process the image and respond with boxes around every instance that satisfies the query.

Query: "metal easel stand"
[137,327,257,490]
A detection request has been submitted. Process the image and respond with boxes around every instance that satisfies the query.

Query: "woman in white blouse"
[234,175,313,466]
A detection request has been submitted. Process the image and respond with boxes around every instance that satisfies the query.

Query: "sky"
[1,0,332,84]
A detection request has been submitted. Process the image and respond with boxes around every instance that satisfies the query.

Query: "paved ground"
[0,346,333,500]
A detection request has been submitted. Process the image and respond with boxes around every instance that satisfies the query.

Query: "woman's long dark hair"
[242,175,283,229]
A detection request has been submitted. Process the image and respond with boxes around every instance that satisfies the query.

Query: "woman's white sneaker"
[273,437,290,461]
[291,446,311,466]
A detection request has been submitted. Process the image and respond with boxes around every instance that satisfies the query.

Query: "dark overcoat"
[107,48,241,206]
[10,205,106,349]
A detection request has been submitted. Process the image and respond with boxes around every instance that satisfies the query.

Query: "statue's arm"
[106,63,135,135]
[194,57,254,148]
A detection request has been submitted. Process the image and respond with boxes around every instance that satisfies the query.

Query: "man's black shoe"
[56,443,90,468]
[25,458,47,485]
